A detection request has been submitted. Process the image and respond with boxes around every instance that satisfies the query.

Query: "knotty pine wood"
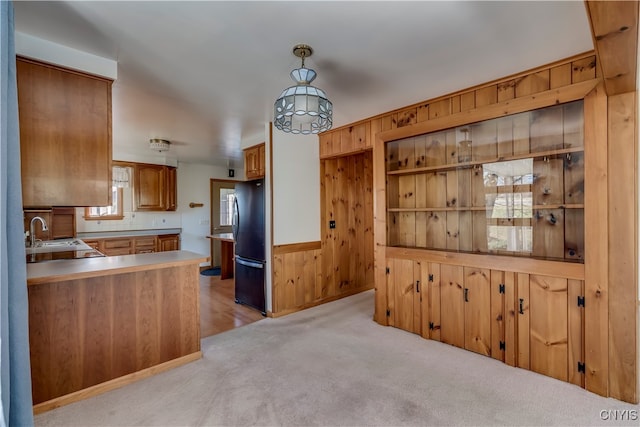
[586,1,638,95]
[568,279,586,388]
[419,261,441,341]
[529,275,569,382]
[583,83,609,397]
[607,92,638,403]
[272,248,322,314]
[440,264,464,349]
[17,57,112,207]
[463,267,491,356]
[516,273,530,370]
[28,264,200,405]
[319,152,374,302]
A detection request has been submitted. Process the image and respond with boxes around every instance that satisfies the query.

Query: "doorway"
[210,179,236,268]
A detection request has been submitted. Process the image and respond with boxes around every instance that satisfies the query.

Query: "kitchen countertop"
[77,228,182,239]
[207,232,234,242]
[27,250,207,285]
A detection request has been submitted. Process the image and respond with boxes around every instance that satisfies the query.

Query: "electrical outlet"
[329,220,336,229]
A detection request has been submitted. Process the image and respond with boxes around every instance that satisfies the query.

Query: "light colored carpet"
[35,290,639,426]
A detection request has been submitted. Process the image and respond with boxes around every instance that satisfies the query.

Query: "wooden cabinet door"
[419,261,441,341]
[517,274,584,384]
[18,58,112,207]
[244,147,258,179]
[158,234,180,251]
[258,144,266,177]
[135,164,166,211]
[388,258,420,334]
[490,269,516,365]
[165,166,177,211]
[440,264,464,348]
[463,267,491,356]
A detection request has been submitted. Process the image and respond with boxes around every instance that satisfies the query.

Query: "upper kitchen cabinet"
[17,57,112,208]
[244,143,265,180]
[133,163,177,211]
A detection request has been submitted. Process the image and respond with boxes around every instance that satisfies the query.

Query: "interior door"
[210,180,236,268]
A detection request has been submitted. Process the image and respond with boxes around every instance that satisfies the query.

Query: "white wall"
[178,162,239,266]
[271,131,320,245]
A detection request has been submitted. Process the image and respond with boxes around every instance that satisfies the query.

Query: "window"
[84,186,124,220]
[219,189,236,226]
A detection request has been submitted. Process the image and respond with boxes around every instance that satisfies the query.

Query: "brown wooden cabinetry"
[244,143,265,179]
[133,164,177,211]
[158,234,180,251]
[17,57,112,207]
[86,233,179,256]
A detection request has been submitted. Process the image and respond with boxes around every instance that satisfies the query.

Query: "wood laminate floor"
[199,273,265,338]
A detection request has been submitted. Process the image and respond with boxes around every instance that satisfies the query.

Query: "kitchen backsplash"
[75,209,182,232]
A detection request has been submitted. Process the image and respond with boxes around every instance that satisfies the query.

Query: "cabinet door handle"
[464,288,469,302]
[519,298,524,314]
[416,280,420,293]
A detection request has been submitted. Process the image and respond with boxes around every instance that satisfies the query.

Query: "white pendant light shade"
[274,44,333,135]
[149,138,170,152]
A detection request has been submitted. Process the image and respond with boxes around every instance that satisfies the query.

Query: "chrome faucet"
[29,216,48,248]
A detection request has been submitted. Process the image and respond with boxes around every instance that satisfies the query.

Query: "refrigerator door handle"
[236,257,264,269]
[232,197,239,241]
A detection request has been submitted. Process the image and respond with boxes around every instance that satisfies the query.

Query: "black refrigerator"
[232,179,266,314]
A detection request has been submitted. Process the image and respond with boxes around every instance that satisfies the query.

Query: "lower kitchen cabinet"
[84,234,179,256]
[385,257,585,390]
[158,234,180,251]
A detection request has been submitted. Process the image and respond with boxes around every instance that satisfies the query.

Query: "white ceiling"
[13,1,594,167]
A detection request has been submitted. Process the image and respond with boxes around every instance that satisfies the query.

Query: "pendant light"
[274,44,333,135]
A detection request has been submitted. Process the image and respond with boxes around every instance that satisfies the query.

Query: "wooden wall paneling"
[451,96,461,114]
[564,100,585,149]
[471,119,498,162]
[516,273,530,369]
[607,92,638,403]
[529,275,569,382]
[503,271,517,366]
[475,85,497,108]
[319,132,332,158]
[416,102,429,123]
[564,152,585,205]
[397,107,417,128]
[428,98,451,120]
[464,267,491,356]
[272,254,284,313]
[515,70,550,98]
[336,157,351,292]
[586,1,638,95]
[412,261,422,334]
[497,80,515,102]
[571,57,597,84]
[532,208,565,260]
[341,123,368,153]
[353,155,366,289]
[312,249,324,302]
[458,211,473,252]
[568,279,585,388]
[322,160,336,297]
[364,151,375,287]
[460,91,476,112]
[490,270,506,362]
[584,83,609,397]
[550,63,572,89]
[445,129,458,165]
[440,264,464,349]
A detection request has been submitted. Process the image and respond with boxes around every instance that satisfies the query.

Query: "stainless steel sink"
[26,238,92,254]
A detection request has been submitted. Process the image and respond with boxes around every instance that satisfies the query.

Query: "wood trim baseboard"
[270,286,373,318]
[33,351,202,415]
[272,241,321,255]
